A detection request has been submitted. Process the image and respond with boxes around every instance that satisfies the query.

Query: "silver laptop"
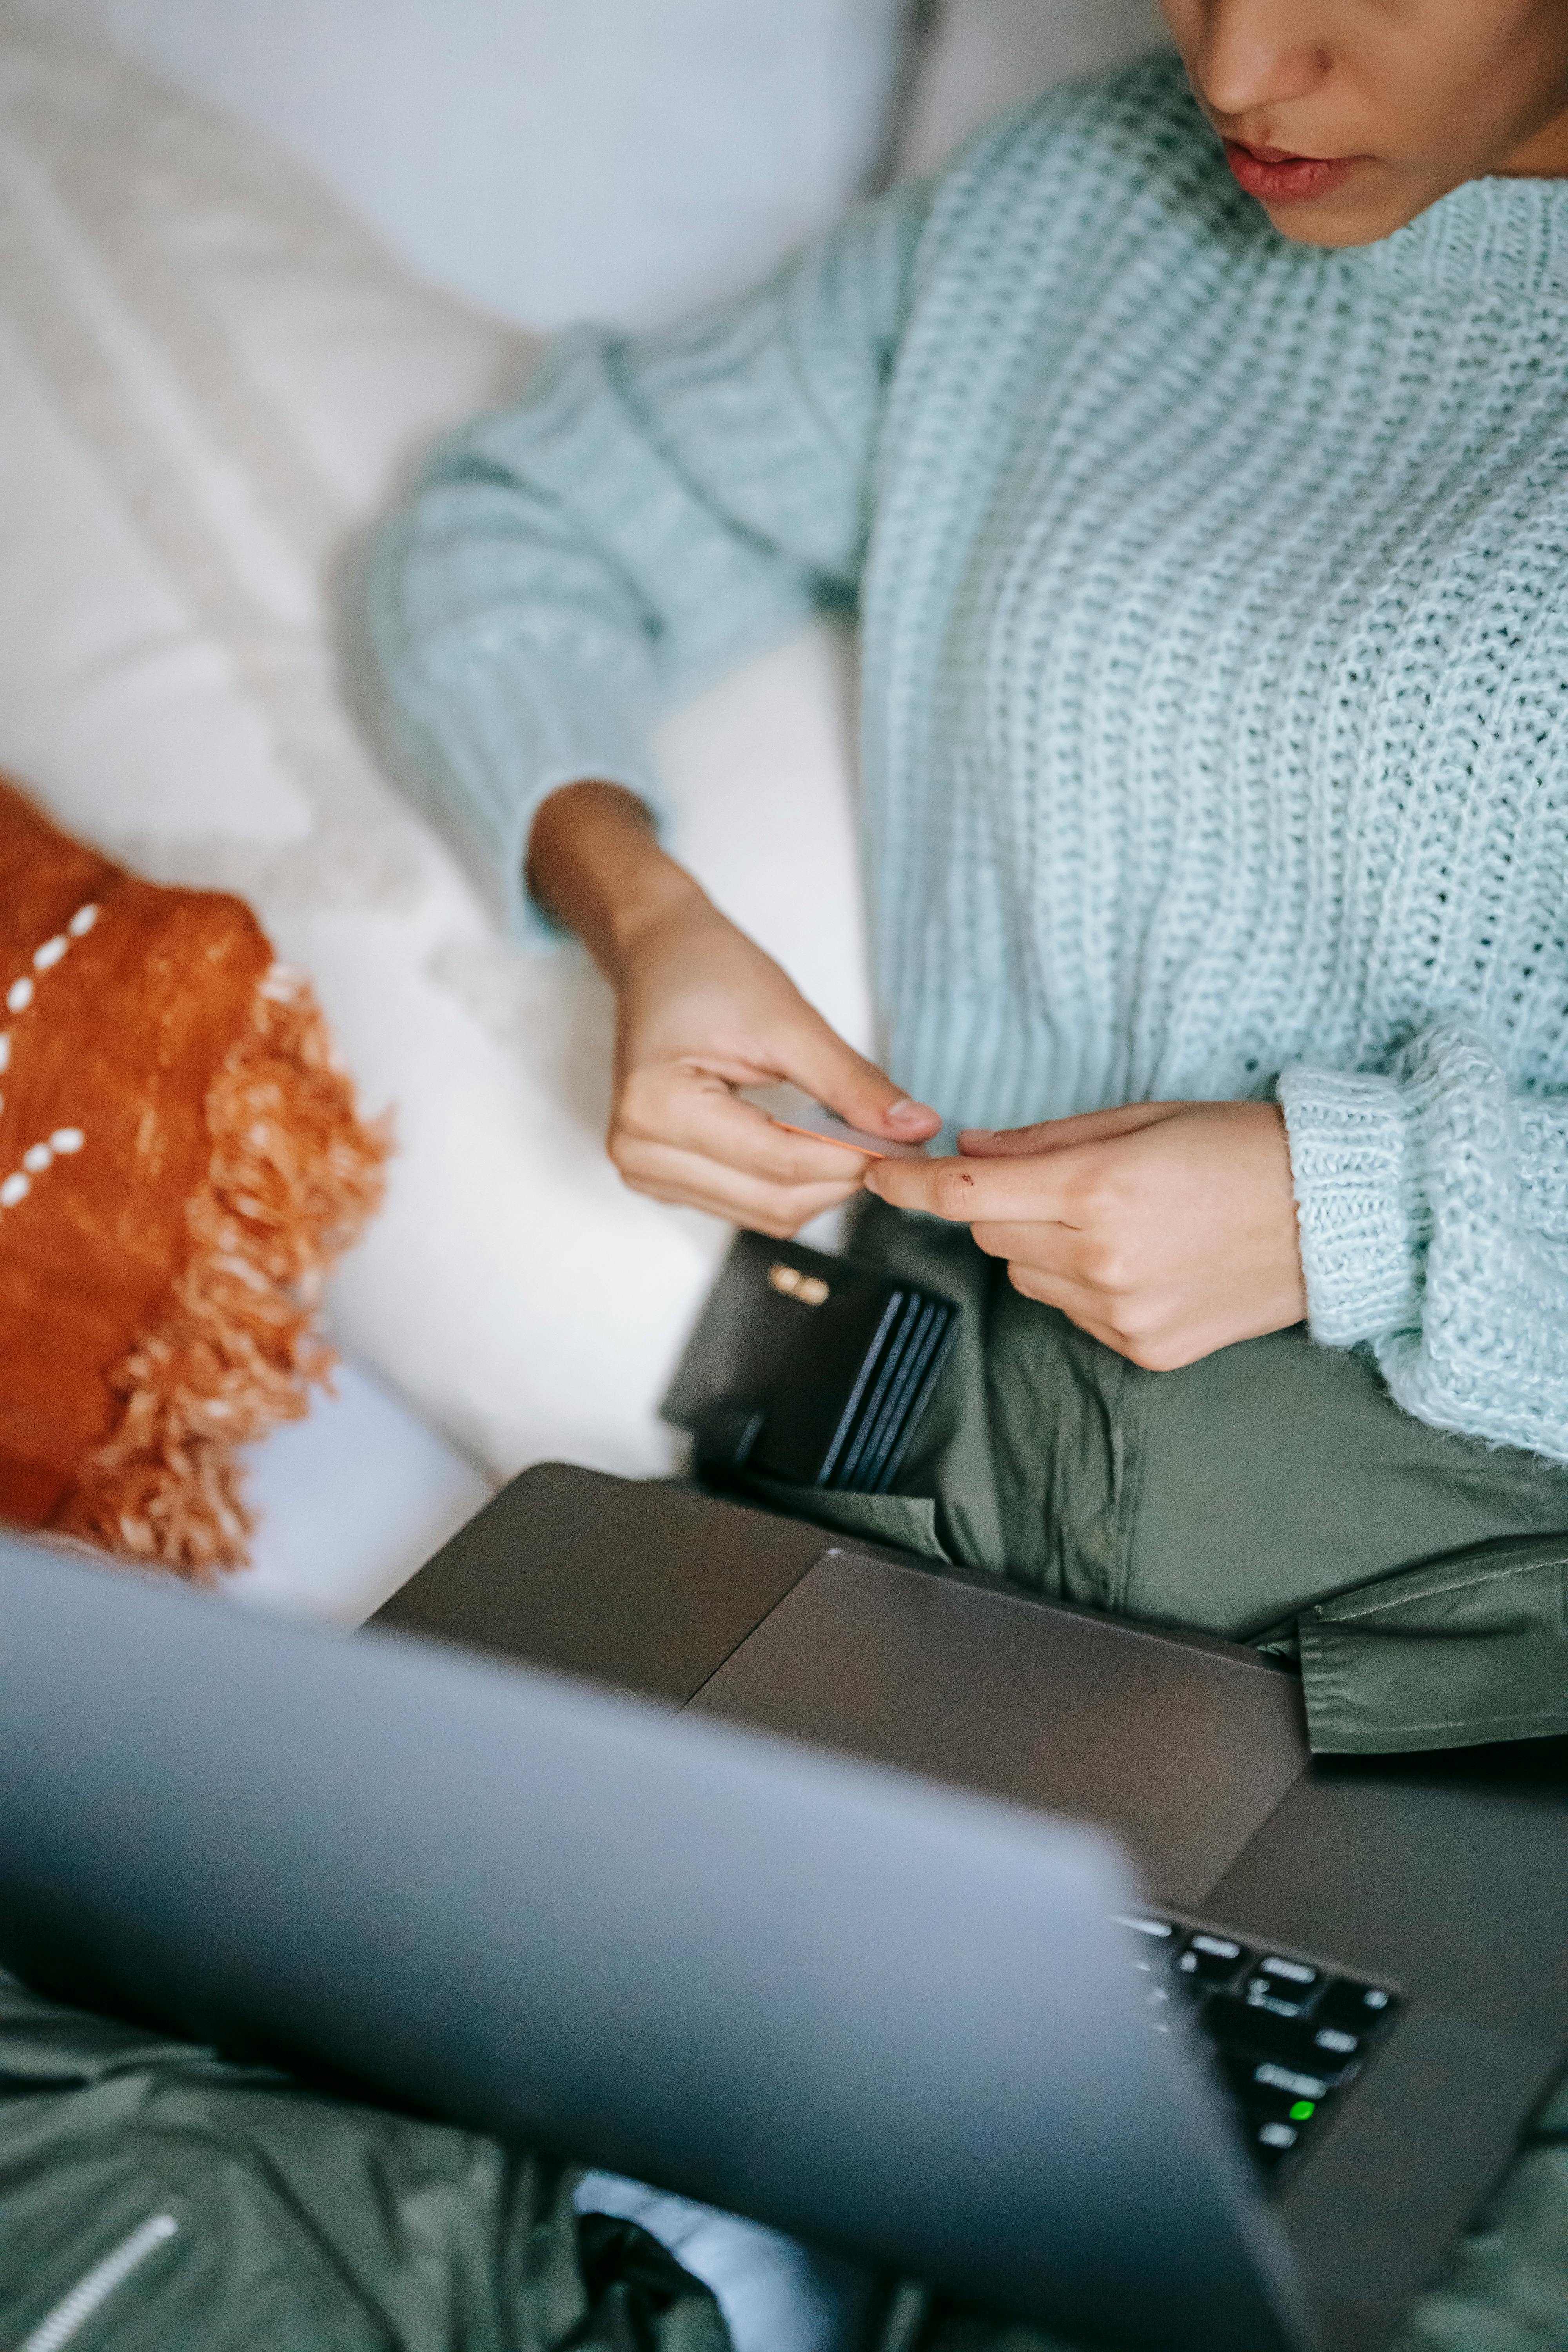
[1,1537,1312,2352]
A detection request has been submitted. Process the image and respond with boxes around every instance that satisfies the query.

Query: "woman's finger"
[957,1102,1185,1158]
[971,1220,1143,1298]
[775,1021,942,1145]
[970,1219,1092,1272]
[613,1134,863,1234]
[864,1152,1082,1226]
[1004,1261,1201,1368]
[625,1075,877,1186]
[1001,1261,1141,1349]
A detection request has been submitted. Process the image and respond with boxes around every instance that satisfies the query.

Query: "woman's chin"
[1233,153,1457,250]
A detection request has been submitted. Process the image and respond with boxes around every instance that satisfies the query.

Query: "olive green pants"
[759,1203,1568,1755]
[0,1971,727,2352]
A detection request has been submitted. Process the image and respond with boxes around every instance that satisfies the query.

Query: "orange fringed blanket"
[0,779,388,1573]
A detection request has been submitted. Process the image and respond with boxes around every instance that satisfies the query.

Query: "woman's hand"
[608,891,942,1234]
[528,782,939,1235]
[864,1099,1307,1368]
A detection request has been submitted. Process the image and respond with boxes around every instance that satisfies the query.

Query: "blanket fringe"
[58,968,390,1575]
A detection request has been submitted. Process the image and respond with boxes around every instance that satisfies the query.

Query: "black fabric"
[570,2217,729,2352]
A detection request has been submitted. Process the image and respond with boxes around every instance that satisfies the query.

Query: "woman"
[359,0,1568,1756]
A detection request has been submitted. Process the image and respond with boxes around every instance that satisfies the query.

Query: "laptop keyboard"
[1120,1914,1401,2186]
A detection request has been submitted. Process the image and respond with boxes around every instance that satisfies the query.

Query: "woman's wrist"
[526,780,709,980]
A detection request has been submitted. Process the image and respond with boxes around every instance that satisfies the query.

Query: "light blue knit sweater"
[359,55,1568,1463]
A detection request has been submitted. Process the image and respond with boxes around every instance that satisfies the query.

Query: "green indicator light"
[1290,2101,1316,2122]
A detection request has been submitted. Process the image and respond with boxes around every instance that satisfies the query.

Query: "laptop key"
[1174,1932,1252,1993]
[1253,2120,1301,2163]
[1222,2053,1334,2109]
[1118,1915,1178,1985]
[1118,1915,1178,1951]
[1314,1978,1401,2037]
[1249,2058,1334,2104]
[1200,1994,1361,2086]
[1221,2072,1336,2181]
[1244,1955,1323,2018]
[1232,2079,1330,2132]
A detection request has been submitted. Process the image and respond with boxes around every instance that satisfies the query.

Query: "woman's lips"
[1224,140,1359,204]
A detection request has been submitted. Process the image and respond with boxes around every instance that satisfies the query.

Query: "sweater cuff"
[1276,1063,1426,1347]
[401,649,666,947]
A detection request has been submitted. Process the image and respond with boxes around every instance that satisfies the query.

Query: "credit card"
[738,1082,933,1161]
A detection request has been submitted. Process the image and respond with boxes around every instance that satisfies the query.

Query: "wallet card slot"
[817,1292,906,1488]
[850,1298,946,1494]
[830,1292,924,1490]
[870,1304,958,1494]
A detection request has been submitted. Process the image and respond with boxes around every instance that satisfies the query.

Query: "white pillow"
[25,0,910,330]
[0,8,874,1485]
[899,0,1171,178]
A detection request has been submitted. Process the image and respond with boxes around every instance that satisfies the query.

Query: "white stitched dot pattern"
[2,906,95,1024]
[0,904,99,1228]
[0,1131,89,1221]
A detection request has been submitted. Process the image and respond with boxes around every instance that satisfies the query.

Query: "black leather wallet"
[662,1230,960,1495]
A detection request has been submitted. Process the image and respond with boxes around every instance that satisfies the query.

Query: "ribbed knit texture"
[358,56,1568,1462]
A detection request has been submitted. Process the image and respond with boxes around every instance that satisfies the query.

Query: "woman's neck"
[1499,101,1568,178]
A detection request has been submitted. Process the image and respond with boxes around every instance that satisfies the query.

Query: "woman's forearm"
[525,782,708,982]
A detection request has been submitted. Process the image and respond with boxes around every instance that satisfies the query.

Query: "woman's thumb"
[786,1027,941,1142]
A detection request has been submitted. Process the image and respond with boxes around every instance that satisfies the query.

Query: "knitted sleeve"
[352,183,930,938]
[1279,1022,1568,1459]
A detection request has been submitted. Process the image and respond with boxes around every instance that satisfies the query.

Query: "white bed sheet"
[226,1361,493,1627]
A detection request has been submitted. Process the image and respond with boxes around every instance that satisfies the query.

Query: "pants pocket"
[733,1474,952,1565]
[1298,1532,1568,1755]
